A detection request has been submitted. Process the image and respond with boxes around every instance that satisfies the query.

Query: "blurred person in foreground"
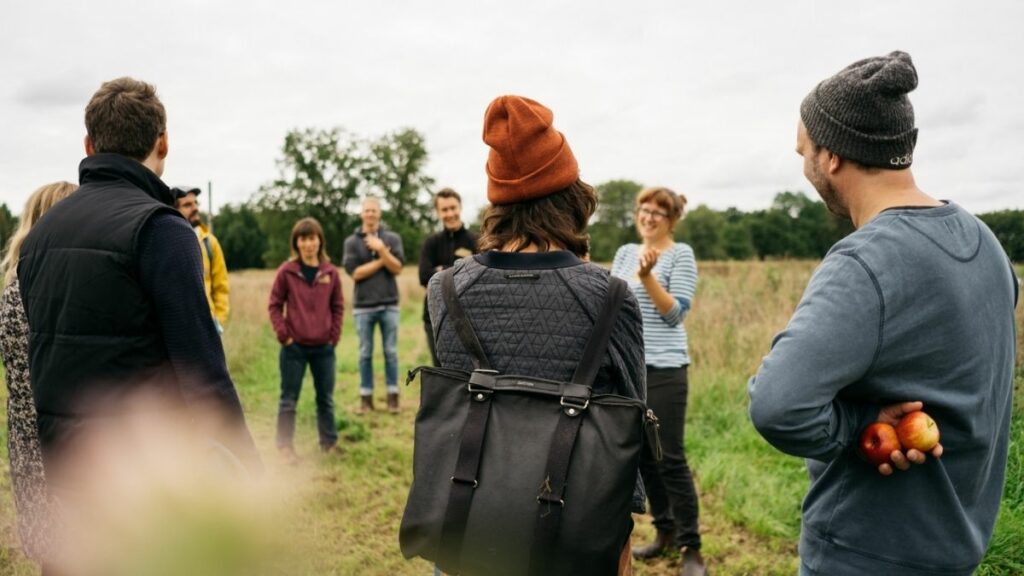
[610,187,703,576]
[418,187,478,364]
[426,95,646,575]
[16,78,263,554]
[268,217,344,463]
[343,196,405,414]
[748,51,1018,575]
[1,182,78,574]
[173,185,230,334]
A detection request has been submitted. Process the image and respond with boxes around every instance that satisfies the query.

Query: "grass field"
[1,261,1022,575]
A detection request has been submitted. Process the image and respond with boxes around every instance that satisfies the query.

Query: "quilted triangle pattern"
[427,258,646,397]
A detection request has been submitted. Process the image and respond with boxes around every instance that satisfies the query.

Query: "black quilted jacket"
[427,250,647,511]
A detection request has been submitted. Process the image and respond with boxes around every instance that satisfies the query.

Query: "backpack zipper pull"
[406,367,422,386]
[645,409,663,462]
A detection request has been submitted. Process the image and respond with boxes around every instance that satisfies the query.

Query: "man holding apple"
[748,51,1018,576]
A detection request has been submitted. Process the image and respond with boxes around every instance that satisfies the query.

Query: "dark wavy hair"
[478,179,596,257]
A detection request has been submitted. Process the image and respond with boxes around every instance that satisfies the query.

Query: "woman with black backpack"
[402,95,647,576]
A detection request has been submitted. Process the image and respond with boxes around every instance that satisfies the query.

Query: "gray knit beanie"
[800,51,918,169]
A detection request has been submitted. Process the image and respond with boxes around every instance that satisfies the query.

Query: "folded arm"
[748,253,882,463]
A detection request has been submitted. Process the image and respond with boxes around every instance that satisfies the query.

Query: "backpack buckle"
[560,396,589,416]
[468,369,498,400]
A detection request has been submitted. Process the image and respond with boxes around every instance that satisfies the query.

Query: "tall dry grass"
[1,262,1021,575]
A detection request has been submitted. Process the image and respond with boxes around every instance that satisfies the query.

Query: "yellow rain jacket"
[196,223,230,325]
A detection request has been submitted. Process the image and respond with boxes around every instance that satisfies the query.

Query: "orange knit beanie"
[483,95,579,205]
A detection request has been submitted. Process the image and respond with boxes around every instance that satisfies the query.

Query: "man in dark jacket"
[17,78,262,495]
[417,188,478,365]
[342,196,405,414]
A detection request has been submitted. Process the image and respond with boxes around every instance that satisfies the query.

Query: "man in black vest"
[17,78,262,493]
[417,188,477,365]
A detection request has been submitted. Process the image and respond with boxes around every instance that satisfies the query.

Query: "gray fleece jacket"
[749,202,1018,575]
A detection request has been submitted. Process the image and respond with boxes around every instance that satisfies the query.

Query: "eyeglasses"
[637,207,669,221]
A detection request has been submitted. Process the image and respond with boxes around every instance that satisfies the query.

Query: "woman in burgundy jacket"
[268,217,344,463]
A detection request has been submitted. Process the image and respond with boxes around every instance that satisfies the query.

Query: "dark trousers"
[276,343,338,449]
[424,319,438,366]
[640,365,701,550]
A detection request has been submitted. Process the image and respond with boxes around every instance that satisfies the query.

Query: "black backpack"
[400,270,656,576]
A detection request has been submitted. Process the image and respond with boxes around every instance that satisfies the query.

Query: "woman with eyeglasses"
[610,187,704,576]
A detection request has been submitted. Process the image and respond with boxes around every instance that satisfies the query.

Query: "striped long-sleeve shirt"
[610,243,698,367]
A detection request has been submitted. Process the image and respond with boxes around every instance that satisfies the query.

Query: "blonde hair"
[2,181,79,287]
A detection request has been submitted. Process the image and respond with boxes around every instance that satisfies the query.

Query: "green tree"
[742,191,854,259]
[254,127,368,266]
[0,203,16,261]
[749,209,801,259]
[978,210,1024,262]
[364,128,436,258]
[589,179,642,262]
[212,203,268,270]
[678,205,726,260]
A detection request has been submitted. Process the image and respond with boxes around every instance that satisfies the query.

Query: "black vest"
[17,154,185,457]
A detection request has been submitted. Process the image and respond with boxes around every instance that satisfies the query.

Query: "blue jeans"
[276,343,338,449]
[355,307,400,395]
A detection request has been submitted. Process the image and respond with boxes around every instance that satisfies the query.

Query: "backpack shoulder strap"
[202,235,213,270]
[570,276,629,388]
[440,268,492,371]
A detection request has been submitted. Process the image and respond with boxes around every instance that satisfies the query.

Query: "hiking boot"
[387,392,400,414]
[631,530,672,560]
[357,395,374,415]
[278,446,301,466]
[680,547,707,576]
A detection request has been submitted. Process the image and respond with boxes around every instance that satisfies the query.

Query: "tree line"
[2,128,1022,267]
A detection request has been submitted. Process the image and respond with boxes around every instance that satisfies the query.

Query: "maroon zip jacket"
[268,260,344,346]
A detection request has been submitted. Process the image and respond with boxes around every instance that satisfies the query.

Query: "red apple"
[859,422,902,466]
[896,411,940,452]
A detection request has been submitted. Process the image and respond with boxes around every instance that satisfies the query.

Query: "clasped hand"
[874,401,944,476]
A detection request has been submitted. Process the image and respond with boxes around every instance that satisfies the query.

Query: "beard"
[807,164,848,219]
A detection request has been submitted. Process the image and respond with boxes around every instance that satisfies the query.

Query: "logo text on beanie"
[889,154,913,166]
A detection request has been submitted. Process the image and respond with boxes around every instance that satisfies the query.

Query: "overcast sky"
[2,1,1022,221]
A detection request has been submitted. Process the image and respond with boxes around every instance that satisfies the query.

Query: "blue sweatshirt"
[748,202,1017,575]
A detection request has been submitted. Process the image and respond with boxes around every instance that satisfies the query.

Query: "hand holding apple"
[865,401,943,476]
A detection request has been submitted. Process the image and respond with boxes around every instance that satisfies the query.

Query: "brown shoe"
[631,530,672,560]
[357,395,374,415]
[680,547,706,576]
[387,392,400,414]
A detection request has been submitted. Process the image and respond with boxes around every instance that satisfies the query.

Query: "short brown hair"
[85,77,166,161]
[434,187,462,207]
[636,186,687,225]
[478,179,596,257]
[289,217,329,263]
